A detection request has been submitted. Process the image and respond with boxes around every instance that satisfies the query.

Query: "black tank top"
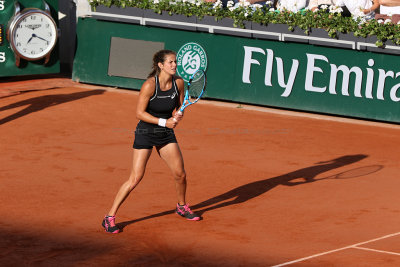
[137,75,179,132]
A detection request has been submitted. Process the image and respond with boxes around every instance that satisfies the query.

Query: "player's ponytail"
[148,49,176,78]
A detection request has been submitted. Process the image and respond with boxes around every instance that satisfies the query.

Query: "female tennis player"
[102,50,200,234]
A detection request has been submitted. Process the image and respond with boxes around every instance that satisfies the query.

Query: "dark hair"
[147,49,177,78]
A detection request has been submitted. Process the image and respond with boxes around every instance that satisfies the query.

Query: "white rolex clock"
[7,1,58,67]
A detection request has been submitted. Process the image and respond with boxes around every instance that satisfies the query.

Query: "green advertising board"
[0,0,59,77]
[73,17,400,123]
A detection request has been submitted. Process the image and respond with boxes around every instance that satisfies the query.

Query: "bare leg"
[107,148,152,216]
[157,143,186,205]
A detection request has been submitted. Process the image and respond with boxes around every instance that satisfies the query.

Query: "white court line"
[353,246,400,256]
[272,232,400,267]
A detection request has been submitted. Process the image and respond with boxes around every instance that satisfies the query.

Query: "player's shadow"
[118,154,370,230]
[0,89,105,125]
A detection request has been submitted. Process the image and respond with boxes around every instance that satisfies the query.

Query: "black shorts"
[133,127,177,149]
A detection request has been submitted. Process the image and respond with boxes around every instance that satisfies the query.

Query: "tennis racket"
[177,69,206,115]
[318,165,383,180]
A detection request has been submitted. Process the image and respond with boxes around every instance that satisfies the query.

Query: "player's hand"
[166,117,178,128]
[173,111,184,122]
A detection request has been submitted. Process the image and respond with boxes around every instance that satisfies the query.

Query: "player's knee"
[128,172,144,190]
[174,171,186,184]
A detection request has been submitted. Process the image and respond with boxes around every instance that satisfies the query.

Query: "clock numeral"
[31,51,36,55]
[45,24,50,28]
[16,42,21,47]
[31,15,36,20]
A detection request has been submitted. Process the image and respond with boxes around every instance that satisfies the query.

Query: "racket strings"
[318,165,384,180]
[335,165,383,179]
[188,75,205,99]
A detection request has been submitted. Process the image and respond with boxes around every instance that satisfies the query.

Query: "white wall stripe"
[91,12,143,24]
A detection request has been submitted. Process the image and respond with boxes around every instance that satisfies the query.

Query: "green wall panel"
[73,18,400,123]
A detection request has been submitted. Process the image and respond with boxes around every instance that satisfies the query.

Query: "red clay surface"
[1,77,399,266]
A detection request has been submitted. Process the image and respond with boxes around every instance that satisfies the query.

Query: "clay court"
[0,77,399,266]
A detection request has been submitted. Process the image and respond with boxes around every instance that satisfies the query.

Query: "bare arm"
[176,77,185,110]
[173,76,185,121]
[308,0,319,11]
[363,0,380,14]
[379,0,400,6]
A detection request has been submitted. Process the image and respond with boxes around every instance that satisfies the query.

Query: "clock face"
[11,10,57,60]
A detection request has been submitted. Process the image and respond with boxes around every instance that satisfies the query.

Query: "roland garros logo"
[177,42,207,82]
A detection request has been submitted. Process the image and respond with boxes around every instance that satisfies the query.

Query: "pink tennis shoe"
[175,203,201,221]
[102,215,120,234]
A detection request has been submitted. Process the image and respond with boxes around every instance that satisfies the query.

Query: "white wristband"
[158,118,167,127]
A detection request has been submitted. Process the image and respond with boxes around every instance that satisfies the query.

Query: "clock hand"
[27,36,34,44]
[32,33,49,42]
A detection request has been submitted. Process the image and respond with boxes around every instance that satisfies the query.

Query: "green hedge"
[90,0,400,47]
